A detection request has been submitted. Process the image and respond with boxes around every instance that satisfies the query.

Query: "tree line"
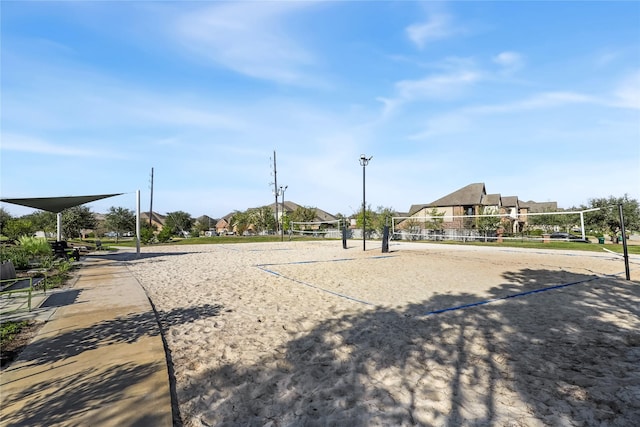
[1,195,638,243]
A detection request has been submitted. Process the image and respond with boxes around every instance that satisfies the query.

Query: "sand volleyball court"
[125,241,640,426]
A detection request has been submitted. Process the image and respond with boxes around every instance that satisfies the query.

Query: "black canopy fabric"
[1,193,124,213]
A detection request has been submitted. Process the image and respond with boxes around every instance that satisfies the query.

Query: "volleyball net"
[289,219,344,239]
[391,209,598,243]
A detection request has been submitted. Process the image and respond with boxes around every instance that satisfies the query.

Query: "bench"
[51,241,81,261]
[1,261,44,312]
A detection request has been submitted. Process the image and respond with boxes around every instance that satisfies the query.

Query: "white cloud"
[468,91,596,115]
[396,71,481,100]
[2,55,245,133]
[493,51,524,73]
[612,71,640,110]
[406,12,459,49]
[172,2,320,86]
[379,69,482,117]
[1,133,123,158]
[407,91,597,141]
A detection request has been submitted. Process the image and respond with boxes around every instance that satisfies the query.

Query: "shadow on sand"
[172,268,639,426]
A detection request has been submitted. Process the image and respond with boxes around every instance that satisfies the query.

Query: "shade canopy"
[1,193,124,213]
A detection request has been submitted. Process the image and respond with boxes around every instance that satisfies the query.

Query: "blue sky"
[1,1,639,219]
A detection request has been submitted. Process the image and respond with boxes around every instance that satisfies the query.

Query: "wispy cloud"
[408,91,597,141]
[493,51,525,74]
[378,68,482,117]
[611,70,640,110]
[2,53,245,133]
[406,12,460,49]
[467,91,596,115]
[1,133,123,158]
[172,2,321,86]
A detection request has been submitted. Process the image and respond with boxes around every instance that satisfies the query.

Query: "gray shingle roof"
[481,193,501,206]
[501,196,519,207]
[428,183,487,207]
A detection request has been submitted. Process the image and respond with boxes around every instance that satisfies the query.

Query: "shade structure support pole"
[57,213,62,241]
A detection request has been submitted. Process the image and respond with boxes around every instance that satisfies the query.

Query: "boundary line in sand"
[256,265,375,306]
[258,255,394,268]
[255,255,395,306]
[422,272,636,316]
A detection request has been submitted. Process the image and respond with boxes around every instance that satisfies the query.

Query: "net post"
[342,223,348,249]
[381,225,390,253]
[619,204,631,280]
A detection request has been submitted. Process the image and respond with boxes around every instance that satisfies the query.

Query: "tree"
[230,210,251,236]
[401,217,421,241]
[584,195,640,241]
[62,206,97,240]
[424,208,445,232]
[105,207,136,243]
[191,221,207,238]
[164,211,194,237]
[251,206,276,234]
[290,206,317,230]
[157,226,173,243]
[476,206,501,242]
[528,208,565,234]
[0,208,13,237]
[3,218,35,241]
[354,204,375,236]
[23,211,57,236]
[140,224,156,244]
[282,212,291,233]
[373,206,396,236]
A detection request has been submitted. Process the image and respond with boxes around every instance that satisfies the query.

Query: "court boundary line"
[256,265,375,306]
[255,255,396,306]
[423,275,614,316]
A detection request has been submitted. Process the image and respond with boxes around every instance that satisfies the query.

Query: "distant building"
[401,182,558,236]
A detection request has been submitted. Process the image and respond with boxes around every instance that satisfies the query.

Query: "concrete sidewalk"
[0,252,173,427]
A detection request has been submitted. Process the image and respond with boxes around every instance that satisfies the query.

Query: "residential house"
[140,211,166,231]
[401,183,558,238]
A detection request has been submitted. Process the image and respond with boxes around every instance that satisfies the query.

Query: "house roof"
[501,196,519,207]
[520,201,558,212]
[264,201,337,222]
[407,183,560,217]
[481,193,501,206]
[429,183,487,207]
[140,211,166,224]
[195,215,217,225]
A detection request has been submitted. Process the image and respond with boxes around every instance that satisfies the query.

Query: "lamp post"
[280,185,287,242]
[359,154,372,251]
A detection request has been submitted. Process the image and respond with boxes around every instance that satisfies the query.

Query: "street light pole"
[359,154,372,251]
[280,185,287,242]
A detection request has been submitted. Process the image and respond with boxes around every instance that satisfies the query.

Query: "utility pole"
[149,167,154,228]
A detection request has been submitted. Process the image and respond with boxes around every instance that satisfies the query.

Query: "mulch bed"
[0,321,44,369]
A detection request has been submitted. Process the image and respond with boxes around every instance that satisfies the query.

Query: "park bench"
[51,241,80,261]
[1,261,44,312]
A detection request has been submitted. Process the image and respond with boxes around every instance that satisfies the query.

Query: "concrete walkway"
[0,252,173,427]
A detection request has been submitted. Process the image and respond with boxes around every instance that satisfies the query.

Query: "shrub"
[18,236,51,258]
[157,227,172,243]
[140,226,156,245]
[1,321,29,347]
[0,246,31,269]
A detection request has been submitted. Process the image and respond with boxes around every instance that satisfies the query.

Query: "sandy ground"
[125,241,640,427]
